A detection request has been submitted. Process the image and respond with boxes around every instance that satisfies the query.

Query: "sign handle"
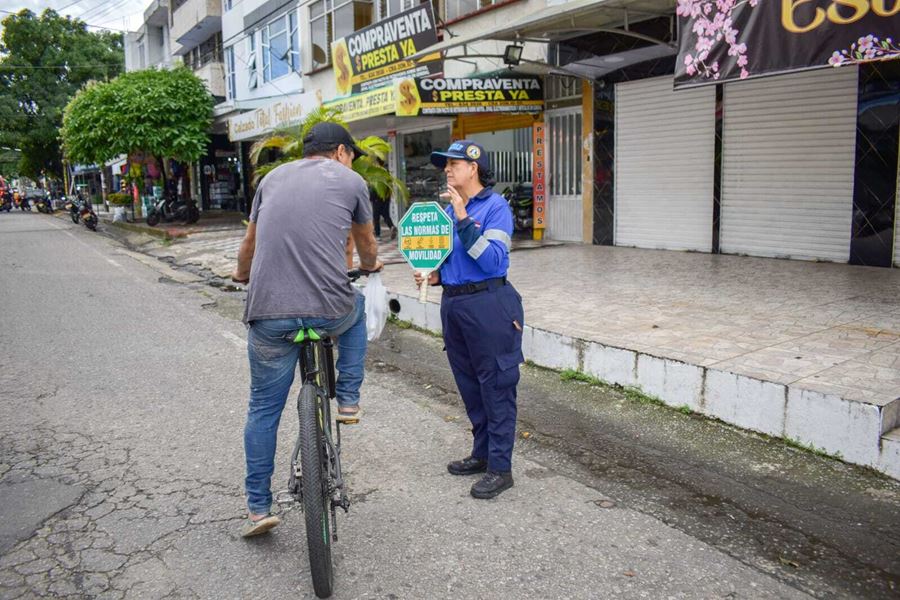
[418,270,430,304]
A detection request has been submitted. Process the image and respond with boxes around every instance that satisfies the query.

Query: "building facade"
[213,0,899,268]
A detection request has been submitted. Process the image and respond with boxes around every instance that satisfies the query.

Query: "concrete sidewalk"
[105,215,900,480]
[381,246,900,480]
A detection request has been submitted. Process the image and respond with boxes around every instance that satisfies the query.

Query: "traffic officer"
[415,140,524,499]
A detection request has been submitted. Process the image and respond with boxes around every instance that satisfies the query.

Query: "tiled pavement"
[380,245,900,405]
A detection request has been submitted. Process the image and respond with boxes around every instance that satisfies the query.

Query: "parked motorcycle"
[35,197,54,214]
[15,193,30,212]
[502,183,534,234]
[145,194,199,226]
[65,197,81,224]
[79,199,98,231]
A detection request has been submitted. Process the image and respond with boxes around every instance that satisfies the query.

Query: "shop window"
[376,0,418,19]
[309,0,374,70]
[225,46,236,100]
[436,0,497,22]
[262,16,288,81]
[400,128,451,207]
[247,33,258,89]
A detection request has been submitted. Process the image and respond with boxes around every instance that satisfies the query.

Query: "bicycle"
[272,269,373,599]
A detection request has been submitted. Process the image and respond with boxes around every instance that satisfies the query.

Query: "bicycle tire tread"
[299,384,334,598]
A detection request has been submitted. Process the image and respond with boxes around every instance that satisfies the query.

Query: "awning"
[409,0,673,61]
[409,0,676,79]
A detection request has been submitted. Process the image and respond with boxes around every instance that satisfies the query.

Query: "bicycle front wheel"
[299,383,334,598]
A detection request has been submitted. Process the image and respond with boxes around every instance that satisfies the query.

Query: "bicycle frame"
[281,334,349,541]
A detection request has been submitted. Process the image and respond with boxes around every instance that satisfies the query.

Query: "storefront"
[199,134,243,212]
[226,92,320,215]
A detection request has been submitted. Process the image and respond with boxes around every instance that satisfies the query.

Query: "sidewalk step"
[880,426,900,480]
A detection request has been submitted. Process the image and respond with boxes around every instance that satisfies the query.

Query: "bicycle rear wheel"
[299,383,334,598]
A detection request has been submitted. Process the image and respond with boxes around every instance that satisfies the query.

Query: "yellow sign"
[401,234,451,250]
[324,86,396,123]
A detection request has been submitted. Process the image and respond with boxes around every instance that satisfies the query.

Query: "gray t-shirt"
[243,158,372,323]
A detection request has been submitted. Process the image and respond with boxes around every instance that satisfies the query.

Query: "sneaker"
[470,471,514,499]
[240,513,281,537]
[336,405,361,423]
[447,456,487,476]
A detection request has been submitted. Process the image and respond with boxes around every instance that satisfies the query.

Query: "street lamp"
[503,44,524,67]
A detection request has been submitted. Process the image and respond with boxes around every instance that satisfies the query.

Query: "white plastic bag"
[363,273,388,341]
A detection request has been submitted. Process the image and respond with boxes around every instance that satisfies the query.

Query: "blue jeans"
[244,292,366,514]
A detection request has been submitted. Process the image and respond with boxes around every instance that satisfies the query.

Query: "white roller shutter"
[721,67,858,262]
[615,77,715,251]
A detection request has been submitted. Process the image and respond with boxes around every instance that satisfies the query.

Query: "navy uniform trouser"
[440,282,525,473]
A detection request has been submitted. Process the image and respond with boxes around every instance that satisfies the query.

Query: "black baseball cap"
[303,122,366,158]
[430,140,490,172]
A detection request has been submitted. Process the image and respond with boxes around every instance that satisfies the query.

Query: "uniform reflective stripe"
[484,229,512,251]
[468,237,490,260]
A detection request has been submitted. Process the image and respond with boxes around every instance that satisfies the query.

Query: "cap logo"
[449,142,465,152]
[466,145,481,160]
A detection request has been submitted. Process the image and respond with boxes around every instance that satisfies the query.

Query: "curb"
[386,289,900,481]
[108,220,179,240]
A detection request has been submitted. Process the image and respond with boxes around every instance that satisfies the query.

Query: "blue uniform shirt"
[439,187,513,286]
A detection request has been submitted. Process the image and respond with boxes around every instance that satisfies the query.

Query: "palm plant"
[249,106,409,207]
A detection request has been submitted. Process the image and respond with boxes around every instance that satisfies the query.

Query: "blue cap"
[430,140,490,172]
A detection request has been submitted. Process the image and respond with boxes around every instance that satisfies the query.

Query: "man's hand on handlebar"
[231,269,250,285]
[359,260,384,274]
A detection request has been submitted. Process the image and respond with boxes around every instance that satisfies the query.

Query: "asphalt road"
[0,211,896,599]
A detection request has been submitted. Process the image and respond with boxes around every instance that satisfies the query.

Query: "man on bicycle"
[232,122,382,537]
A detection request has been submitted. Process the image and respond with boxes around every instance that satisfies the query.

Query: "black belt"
[442,277,507,297]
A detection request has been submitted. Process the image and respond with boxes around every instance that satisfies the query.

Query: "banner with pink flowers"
[674,0,900,88]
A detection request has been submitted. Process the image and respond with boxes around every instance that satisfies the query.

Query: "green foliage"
[107,192,131,206]
[249,106,409,204]
[0,9,123,179]
[61,67,213,166]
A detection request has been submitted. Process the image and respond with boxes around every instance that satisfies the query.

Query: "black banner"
[394,75,543,116]
[675,0,900,87]
[332,4,442,96]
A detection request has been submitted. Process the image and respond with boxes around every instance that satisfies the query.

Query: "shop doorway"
[398,126,451,209]
[546,106,583,242]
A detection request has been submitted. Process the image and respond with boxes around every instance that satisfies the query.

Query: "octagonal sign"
[398,201,453,272]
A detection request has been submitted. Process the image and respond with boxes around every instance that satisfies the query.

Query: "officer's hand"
[414,271,439,287]
[441,187,467,220]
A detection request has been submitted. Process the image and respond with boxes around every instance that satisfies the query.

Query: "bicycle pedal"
[274,490,298,506]
[337,417,360,425]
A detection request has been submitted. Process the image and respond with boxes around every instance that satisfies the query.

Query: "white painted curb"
[387,291,900,481]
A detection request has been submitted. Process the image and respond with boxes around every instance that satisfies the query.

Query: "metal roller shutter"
[896,148,899,267]
[615,77,715,251]
[721,67,858,262]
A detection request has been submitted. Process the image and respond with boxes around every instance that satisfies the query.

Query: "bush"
[108,192,131,206]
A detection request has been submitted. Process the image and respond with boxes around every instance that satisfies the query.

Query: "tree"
[61,67,213,167]
[0,9,123,180]
[250,107,409,207]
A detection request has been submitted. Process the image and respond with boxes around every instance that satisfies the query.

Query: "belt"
[442,277,507,297]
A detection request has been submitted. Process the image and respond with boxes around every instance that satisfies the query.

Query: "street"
[0,211,898,599]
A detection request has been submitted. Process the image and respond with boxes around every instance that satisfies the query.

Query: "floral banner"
[675,0,900,87]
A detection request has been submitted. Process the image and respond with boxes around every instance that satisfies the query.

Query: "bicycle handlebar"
[347,267,382,282]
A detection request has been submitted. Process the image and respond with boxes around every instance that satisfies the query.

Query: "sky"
[0,0,150,35]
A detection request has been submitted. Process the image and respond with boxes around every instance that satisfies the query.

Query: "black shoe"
[471,471,514,499]
[447,456,487,476]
